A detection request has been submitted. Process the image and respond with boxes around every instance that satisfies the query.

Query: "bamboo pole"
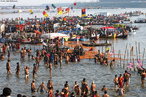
[135,41,138,61]
[138,42,140,61]
[127,49,129,69]
[123,43,128,67]
[142,48,145,65]
[133,57,135,71]
[118,50,120,66]
[120,50,121,66]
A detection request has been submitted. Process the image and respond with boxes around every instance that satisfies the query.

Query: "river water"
[0,8,146,97]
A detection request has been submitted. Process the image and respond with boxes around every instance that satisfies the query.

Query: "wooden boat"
[116,34,128,38]
[100,34,116,39]
[82,42,112,47]
[79,38,89,41]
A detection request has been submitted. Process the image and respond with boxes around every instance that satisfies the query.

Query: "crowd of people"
[0,39,145,97]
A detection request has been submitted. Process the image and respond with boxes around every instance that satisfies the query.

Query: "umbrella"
[34,30,41,34]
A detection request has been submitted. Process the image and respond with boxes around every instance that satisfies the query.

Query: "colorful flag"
[63,17,67,21]
[43,11,48,17]
[74,3,76,6]
[82,8,86,17]
[137,60,143,70]
[58,7,63,15]
[110,49,114,54]
[63,8,69,14]
[52,4,56,9]
[89,48,93,51]
[46,5,50,10]
[29,9,33,14]
[127,63,133,69]
[41,21,45,24]
[106,47,109,52]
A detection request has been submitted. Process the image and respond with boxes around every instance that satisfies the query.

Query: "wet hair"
[3,87,11,96]
[113,59,115,61]
[17,62,19,64]
[22,95,26,97]
[115,75,117,77]
[56,90,59,93]
[66,81,68,83]
[103,85,105,87]
[125,70,127,73]
[17,94,22,97]
[83,78,86,82]
[104,91,107,94]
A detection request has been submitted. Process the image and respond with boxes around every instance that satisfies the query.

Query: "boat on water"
[100,26,117,39]
[82,42,112,47]
[134,18,146,23]
[116,33,128,38]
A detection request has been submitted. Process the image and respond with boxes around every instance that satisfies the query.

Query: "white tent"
[41,33,69,39]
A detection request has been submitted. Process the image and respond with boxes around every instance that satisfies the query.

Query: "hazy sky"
[0,0,96,6]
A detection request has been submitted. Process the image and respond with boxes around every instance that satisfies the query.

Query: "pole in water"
[142,48,145,65]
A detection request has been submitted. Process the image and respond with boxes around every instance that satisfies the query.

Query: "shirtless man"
[54,53,58,66]
[47,80,54,91]
[31,80,36,92]
[20,48,24,59]
[23,47,27,55]
[101,85,107,92]
[73,81,78,91]
[113,75,119,88]
[123,70,130,86]
[102,91,109,97]
[1,54,5,60]
[36,56,40,66]
[16,62,20,75]
[91,81,96,93]
[110,59,115,69]
[6,60,11,74]
[37,82,47,93]
[28,49,31,60]
[141,71,146,84]
[32,64,37,77]
[24,66,30,78]
[75,85,81,97]
[84,84,89,95]
[66,54,69,64]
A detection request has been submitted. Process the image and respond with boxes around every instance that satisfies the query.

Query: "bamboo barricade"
[118,50,120,66]
[135,41,138,61]
[138,42,140,61]
[127,49,129,69]
[142,48,145,65]
[123,43,128,68]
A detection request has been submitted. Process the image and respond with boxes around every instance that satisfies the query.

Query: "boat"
[134,18,146,23]
[90,34,100,40]
[116,33,128,38]
[100,34,116,39]
[100,26,116,39]
[79,38,89,41]
[82,42,112,47]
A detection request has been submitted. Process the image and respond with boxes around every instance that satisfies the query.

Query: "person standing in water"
[31,80,36,92]
[6,60,11,74]
[32,64,37,77]
[15,62,20,75]
[37,82,47,93]
[113,75,119,88]
[123,70,130,86]
[141,71,146,84]
[36,56,40,66]
[24,66,30,79]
